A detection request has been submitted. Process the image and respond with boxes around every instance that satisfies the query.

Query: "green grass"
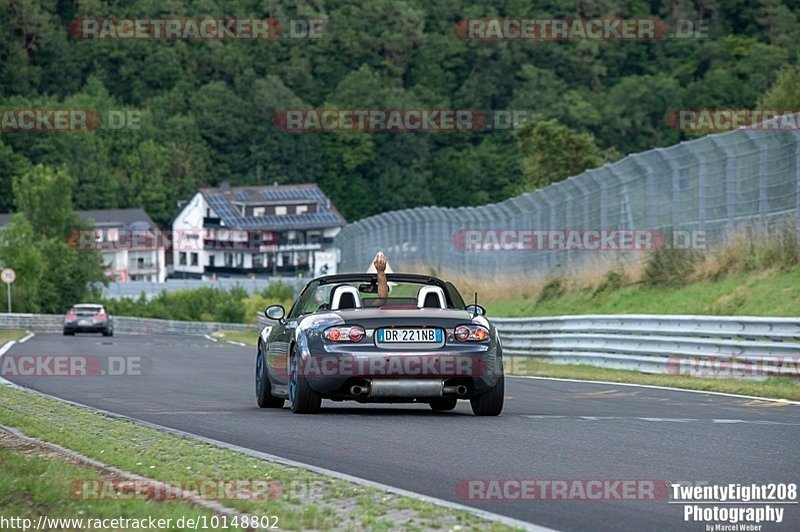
[0,329,27,343]
[506,358,800,401]
[0,444,218,531]
[213,329,258,346]
[486,266,800,317]
[0,385,517,531]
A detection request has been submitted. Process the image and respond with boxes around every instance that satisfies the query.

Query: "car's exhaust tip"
[350,384,368,396]
[444,384,468,396]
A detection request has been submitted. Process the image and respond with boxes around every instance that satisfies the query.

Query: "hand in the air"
[374,252,387,273]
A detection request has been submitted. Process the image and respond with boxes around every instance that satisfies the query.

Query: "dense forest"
[1,0,799,226]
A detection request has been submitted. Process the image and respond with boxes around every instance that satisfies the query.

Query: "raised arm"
[374,252,389,299]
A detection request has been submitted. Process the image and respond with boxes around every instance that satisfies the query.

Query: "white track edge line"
[0,341,549,532]
[18,331,34,343]
[225,340,247,347]
[509,375,800,405]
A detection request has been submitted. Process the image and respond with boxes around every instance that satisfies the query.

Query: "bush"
[102,283,297,324]
[642,246,698,287]
[593,270,626,295]
[538,278,564,301]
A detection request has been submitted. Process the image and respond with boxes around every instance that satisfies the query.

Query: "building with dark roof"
[171,182,345,279]
[79,208,166,283]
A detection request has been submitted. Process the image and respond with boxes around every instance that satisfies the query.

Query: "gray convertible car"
[256,273,504,415]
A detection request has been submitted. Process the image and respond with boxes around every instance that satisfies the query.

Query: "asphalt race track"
[4,333,799,531]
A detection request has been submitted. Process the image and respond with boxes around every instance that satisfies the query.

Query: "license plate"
[377,328,442,343]
[79,319,91,326]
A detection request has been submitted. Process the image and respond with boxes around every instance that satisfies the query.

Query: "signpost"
[1,268,15,313]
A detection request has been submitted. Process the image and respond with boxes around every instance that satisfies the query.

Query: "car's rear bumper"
[299,348,503,397]
[64,322,109,333]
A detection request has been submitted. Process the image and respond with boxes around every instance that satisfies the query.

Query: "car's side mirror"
[264,305,285,321]
[466,304,486,316]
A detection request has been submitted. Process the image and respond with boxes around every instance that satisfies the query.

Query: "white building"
[171,182,345,279]
[80,209,167,283]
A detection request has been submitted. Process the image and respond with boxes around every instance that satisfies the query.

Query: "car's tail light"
[93,313,106,322]
[454,324,489,342]
[324,325,365,342]
[65,313,77,321]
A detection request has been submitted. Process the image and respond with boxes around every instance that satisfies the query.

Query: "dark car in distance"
[63,304,114,336]
[256,273,504,415]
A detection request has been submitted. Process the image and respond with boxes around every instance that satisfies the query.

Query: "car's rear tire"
[256,348,285,409]
[289,347,321,414]
[102,328,110,337]
[63,329,74,336]
[429,397,458,411]
[470,375,504,416]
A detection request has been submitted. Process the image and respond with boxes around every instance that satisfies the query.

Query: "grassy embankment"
[448,230,800,400]
[0,385,515,531]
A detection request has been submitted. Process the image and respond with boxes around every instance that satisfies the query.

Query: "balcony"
[128,263,158,274]
[205,264,311,277]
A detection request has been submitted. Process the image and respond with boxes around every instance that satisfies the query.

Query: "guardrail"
[492,315,800,376]
[0,313,259,336]
[4,312,799,377]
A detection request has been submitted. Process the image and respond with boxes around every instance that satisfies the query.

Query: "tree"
[1,165,106,313]
[515,119,606,192]
[0,140,32,213]
[759,64,800,109]
[12,164,76,239]
[0,215,44,312]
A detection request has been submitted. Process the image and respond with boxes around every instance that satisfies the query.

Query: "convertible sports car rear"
[255,274,504,416]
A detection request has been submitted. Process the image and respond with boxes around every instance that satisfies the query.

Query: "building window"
[191,253,198,266]
[275,206,287,216]
[296,204,308,215]
[179,252,187,266]
[253,207,265,216]
[209,255,215,267]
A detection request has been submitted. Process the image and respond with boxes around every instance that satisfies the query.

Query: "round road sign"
[1,268,15,284]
